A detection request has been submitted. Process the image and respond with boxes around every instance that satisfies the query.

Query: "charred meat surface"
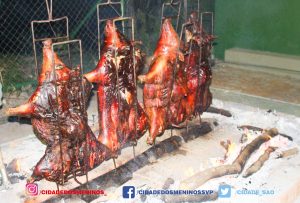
[139,19,185,145]
[182,12,214,116]
[7,39,108,183]
[85,20,148,155]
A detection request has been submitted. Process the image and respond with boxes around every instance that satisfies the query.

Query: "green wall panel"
[214,0,300,59]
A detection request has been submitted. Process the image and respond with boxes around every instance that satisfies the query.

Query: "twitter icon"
[218,185,231,198]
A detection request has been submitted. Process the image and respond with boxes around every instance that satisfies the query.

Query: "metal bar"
[200,12,214,65]
[31,21,39,77]
[183,0,187,21]
[45,0,53,20]
[200,12,214,35]
[179,22,194,133]
[51,39,90,185]
[51,44,65,185]
[119,17,137,145]
[161,0,182,32]
[52,39,81,46]
[31,16,69,24]
[33,36,69,42]
[112,17,138,157]
[197,0,200,19]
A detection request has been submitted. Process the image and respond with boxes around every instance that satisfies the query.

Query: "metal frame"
[200,11,214,66]
[112,17,139,158]
[50,39,89,185]
[183,0,201,21]
[31,16,70,78]
[161,0,182,32]
[179,22,197,133]
[200,11,214,36]
[96,0,122,59]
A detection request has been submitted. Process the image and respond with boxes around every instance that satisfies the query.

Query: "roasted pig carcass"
[7,39,108,183]
[6,39,90,144]
[169,60,188,125]
[85,20,147,155]
[139,19,185,144]
[29,127,108,183]
[182,12,214,116]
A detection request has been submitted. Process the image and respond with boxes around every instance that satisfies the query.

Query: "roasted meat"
[182,12,214,116]
[139,19,185,144]
[29,128,108,183]
[7,39,108,183]
[85,20,147,154]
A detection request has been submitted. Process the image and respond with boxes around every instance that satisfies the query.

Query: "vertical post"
[183,0,188,21]
[121,0,125,16]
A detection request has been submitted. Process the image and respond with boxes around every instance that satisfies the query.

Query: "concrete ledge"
[217,62,300,80]
[211,87,300,117]
[225,48,300,73]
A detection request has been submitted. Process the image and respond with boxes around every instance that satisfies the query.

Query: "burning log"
[179,128,278,190]
[243,146,277,178]
[277,147,299,159]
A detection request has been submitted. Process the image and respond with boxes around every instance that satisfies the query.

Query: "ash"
[1,99,300,203]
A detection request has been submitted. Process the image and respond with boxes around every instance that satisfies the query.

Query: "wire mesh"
[0,0,214,92]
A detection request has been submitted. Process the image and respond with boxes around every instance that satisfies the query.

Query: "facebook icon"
[123,186,135,199]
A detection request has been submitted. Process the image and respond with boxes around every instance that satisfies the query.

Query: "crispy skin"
[182,12,214,116]
[141,19,185,144]
[85,20,148,154]
[8,39,108,183]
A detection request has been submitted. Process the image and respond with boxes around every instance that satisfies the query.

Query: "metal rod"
[133,145,136,159]
[51,44,65,185]
[200,12,214,35]
[31,16,69,24]
[45,0,53,20]
[53,40,89,186]
[112,17,138,159]
[161,0,182,32]
[112,158,117,170]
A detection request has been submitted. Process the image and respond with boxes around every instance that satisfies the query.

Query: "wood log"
[206,106,232,117]
[179,128,278,190]
[243,146,277,178]
[277,147,299,159]
[165,129,278,203]
[238,125,293,141]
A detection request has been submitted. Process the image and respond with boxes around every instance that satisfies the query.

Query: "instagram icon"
[26,183,39,196]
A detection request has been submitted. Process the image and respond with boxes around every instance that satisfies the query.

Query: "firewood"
[243,147,277,178]
[179,128,278,190]
[277,147,299,159]
[207,106,232,117]
[238,125,293,141]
